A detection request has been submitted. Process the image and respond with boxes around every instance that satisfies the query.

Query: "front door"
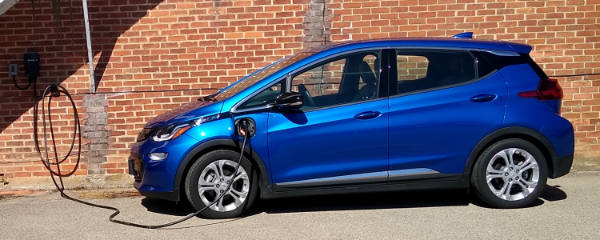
[267,51,390,186]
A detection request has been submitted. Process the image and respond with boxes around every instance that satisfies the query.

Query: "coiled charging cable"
[33,83,249,229]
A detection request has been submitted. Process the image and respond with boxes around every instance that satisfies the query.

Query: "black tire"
[471,138,548,208]
[184,150,258,218]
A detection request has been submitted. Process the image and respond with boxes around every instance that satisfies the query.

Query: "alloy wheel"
[197,159,250,212]
[485,148,540,201]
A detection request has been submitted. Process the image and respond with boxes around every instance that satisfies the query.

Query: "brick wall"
[0,0,599,183]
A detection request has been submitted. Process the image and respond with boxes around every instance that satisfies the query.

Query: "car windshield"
[205,51,314,102]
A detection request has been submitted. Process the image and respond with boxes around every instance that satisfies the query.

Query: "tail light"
[518,78,563,100]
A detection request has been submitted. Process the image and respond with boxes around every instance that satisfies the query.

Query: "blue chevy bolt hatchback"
[130,35,574,218]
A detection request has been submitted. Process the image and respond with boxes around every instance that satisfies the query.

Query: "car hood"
[144,100,224,128]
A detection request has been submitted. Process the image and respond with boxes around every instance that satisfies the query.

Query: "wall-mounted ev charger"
[11,52,40,90]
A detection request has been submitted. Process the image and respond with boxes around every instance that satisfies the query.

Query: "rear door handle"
[470,94,497,102]
[354,111,381,120]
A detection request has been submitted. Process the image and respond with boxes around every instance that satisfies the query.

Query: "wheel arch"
[465,126,558,182]
[173,138,270,202]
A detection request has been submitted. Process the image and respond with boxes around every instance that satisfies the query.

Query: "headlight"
[151,123,192,142]
[138,114,220,143]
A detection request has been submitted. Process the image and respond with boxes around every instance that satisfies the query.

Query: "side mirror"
[273,92,303,110]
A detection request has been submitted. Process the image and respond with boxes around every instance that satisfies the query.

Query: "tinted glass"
[475,54,496,78]
[523,54,549,79]
[471,51,547,80]
[395,50,476,95]
[237,81,284,110]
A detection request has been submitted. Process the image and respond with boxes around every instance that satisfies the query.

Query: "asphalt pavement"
[1,172,599,240]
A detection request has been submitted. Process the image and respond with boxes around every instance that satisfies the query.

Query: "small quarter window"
[471,51,498,78]
[237,81,284,110]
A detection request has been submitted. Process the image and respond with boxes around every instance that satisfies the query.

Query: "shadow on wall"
[0,0,164,156]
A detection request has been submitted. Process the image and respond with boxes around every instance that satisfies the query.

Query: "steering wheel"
[298,84,315,107]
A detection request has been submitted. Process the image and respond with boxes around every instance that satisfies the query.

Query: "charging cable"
[29,82,251,229]
[12,76,35,90]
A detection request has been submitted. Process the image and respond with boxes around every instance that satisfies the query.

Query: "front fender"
[172,138,271,200]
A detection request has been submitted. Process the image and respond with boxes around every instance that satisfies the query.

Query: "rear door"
[387,49,506,179]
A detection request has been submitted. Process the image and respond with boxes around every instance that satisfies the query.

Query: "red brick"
[0,0,599,180]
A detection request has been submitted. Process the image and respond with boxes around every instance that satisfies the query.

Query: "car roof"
[305,38,532,54]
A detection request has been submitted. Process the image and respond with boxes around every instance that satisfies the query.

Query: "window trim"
[289,50,383,112]
[231,46,518,113]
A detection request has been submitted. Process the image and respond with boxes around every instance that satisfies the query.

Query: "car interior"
[396,51,476,95]
[295,53,380,110]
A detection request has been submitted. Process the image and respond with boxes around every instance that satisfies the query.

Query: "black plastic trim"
[261,174,467,199]
[552,154,573,178]
[464,126,565,180]
[172,138,271,202]
[138,190,180,201]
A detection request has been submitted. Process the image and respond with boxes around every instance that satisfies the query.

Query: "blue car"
[130,34,574,218]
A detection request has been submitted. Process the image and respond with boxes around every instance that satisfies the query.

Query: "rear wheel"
[184,150,258,218]
[471,138,548,208]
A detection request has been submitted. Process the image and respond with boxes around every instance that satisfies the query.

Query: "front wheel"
[471,138,548,208]
[184,150,258,218]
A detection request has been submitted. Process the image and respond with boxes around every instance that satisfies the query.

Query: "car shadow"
[257,189,472,214]
[540,185,567,201]
[140,185,567,217]
[140,197,196,217]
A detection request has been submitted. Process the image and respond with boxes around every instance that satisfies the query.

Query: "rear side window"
[394,50,476,95]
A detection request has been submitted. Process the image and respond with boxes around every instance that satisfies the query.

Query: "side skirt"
[260,174,469,200]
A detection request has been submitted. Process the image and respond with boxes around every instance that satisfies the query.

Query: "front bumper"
[128,132,201,202]
[129,155,180,201]
[133,181,180,201]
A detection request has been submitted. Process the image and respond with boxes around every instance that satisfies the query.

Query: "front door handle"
[470,94,497,102]
[354,111,381,120]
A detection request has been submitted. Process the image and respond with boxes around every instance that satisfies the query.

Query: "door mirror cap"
[272,92,303,110]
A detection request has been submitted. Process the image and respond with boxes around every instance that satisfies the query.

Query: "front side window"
[237,51,381,111]
[291,51,381,111]
[394,50,476,96]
